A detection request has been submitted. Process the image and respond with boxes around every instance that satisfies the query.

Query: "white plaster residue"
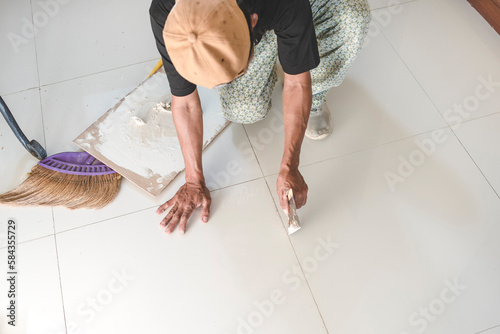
[76,70,229,196]
[85,132,95,141]
[95,96,183,180]
[131,116,145,126]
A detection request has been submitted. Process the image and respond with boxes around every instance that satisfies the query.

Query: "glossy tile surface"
[380,0,500,122]
[0,0,39,95]
[34,0,159,86]
[55,179,327,334]
[0,236,65,334]
[266,129,500,334]
[454,113,500,196]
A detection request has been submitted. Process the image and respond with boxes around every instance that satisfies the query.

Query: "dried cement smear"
[95,98,182,184]
[75,70,229,196]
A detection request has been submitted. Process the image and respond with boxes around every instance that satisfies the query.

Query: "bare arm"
[156,88,211,235]
[277,71,312,213]
[171,89,204,183]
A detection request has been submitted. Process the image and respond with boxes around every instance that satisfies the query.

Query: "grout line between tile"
[0,207,154,247]
[52,209,69,334]
[475,324,500,334]
[52,206,156,236]
[244,122,332,332]
[27,0,49,150]
[50,175,265,237]
[378,29,449,127]
[51,207,56,235]
[2,87,40,98]
[39,58,161,89]
[28,0,49,151]
[261,125,451,178]
[0,233,54,250]
[3,208,60,250]
[256,104,500,180]
[450,128,500,200]
[210,175,266,192]
[458,109,500,125]
[242,125,267,178]
[262,176,331,334]
[2,54,156,97]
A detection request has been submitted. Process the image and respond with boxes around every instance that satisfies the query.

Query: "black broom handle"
[0,95,47,160]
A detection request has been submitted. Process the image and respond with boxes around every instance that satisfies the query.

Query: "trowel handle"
[0,95,47,160]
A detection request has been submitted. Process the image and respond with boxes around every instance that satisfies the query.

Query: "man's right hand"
[156,181,211,235]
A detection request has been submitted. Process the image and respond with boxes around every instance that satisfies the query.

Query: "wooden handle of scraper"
[148,59,163,78]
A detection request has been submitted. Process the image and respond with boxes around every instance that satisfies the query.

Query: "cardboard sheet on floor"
[74,68,229,197]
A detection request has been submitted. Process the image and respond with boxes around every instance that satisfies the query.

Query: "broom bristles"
[0,165,122,210]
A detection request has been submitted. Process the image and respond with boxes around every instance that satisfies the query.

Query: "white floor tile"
[203,124,264,191]
[0,236,65,334]
[55,179,327,334]
[0,0,39,95]
[34,0,159,86]
[454,113,500,197]
[0,90,54,244]
[245,31,446,176]
[380,0,500,123]
[266,128,500,334]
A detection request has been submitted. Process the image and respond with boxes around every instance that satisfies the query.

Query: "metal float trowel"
[287,189,301,235]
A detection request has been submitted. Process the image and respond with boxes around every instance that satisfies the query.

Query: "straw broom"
[0,152,122,210]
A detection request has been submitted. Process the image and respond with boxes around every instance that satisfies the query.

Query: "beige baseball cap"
[163,0,251,89]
